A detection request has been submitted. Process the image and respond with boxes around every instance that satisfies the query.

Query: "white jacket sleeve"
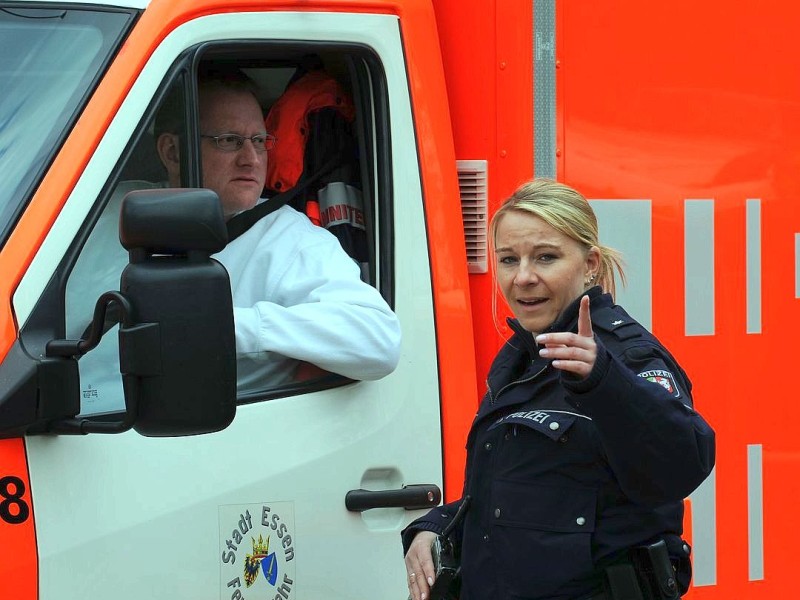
[228,209,401,381]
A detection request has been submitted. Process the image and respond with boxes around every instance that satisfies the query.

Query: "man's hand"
[535,294,596,379]
[405,531,437,600]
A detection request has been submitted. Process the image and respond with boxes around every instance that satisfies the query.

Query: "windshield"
[0,7,134,247]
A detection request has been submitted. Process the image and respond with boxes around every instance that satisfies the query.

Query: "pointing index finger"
[578,294,593,338]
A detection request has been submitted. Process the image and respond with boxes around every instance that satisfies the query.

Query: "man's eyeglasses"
[201,133,277,152]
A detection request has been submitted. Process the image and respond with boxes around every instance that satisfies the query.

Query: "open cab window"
[46,42,393,418]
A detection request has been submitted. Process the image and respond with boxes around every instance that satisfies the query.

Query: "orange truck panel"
[431,0,535,403]
[0,438,36,598]
[399,0,479,501]
[435,0,798,596]
[561,1,800,597]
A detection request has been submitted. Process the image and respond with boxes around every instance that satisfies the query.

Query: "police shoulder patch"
[637,369,681,398]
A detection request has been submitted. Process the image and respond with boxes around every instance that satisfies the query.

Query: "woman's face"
[494,210,599,334]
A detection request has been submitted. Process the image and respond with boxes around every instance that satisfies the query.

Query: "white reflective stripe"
[590,200,652,330]
[746,199,762,334]
[533,0,556,178]
[794,233,800,298]
[748,444,764,581]
[685,200,715,336]
[690,466,717,586]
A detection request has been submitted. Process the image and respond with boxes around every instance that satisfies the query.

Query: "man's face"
[199,87,267,218]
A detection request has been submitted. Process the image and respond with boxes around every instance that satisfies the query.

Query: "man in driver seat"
[69,65,400,413]
[153,65,401,390]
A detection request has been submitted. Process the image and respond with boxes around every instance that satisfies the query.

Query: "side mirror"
[0,189,237,438]
[119,188,236,436]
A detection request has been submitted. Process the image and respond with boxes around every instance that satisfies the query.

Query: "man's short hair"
[197,63,259,97]
[154,63,260,136]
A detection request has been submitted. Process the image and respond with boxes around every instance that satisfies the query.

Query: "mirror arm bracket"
[46,291,133,358]
[44,291,139,435]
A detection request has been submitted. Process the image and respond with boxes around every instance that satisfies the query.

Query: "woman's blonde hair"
[490,178,626,299]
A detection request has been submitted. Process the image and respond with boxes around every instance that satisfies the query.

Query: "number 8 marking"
[0,475,30,524]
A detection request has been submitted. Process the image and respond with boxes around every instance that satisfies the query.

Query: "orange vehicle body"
[432,1,800,598]
[1,0,797,597]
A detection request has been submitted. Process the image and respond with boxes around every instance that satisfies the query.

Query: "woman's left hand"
[535,294,596,378]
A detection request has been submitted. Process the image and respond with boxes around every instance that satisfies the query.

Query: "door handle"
[345,483,441,512]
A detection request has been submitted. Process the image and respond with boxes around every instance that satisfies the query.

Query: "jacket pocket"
[491,479,597,597]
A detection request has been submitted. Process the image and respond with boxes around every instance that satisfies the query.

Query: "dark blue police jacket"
[402,287,715,599]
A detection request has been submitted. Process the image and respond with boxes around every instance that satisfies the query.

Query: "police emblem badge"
[637,369,681,398]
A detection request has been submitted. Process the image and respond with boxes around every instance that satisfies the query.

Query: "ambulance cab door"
[13,11,441,599]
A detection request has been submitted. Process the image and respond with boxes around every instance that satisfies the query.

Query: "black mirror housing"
[120,188,236,436]
[0,188,236,439]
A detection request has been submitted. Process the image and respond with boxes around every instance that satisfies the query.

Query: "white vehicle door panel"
[22,12,440,599]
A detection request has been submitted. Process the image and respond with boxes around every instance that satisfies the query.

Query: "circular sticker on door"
[220,502,296,599]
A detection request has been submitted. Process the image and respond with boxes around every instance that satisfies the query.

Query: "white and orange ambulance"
[0,0,794,598]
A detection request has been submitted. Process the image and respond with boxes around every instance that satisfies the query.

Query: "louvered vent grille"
[457,160,488,273]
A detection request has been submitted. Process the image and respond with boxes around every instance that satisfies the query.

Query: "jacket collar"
[485,287,613,406]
